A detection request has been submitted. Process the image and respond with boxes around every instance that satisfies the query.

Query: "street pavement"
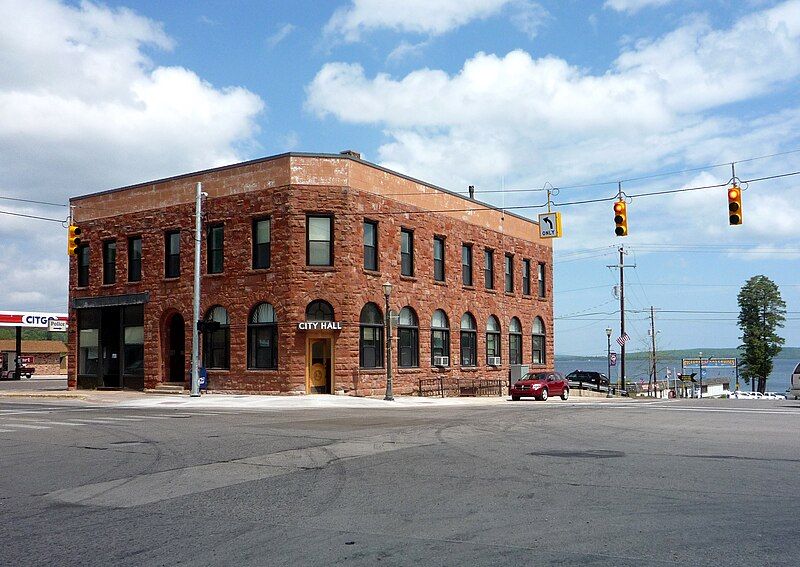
[0,396,798,566]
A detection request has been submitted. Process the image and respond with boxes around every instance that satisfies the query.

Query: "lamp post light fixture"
[382,281,394,401]
[606,328,614,398]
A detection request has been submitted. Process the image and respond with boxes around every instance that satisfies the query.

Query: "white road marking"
[1,423,50,429]
[653,406,800,415]
[3,418,83,426]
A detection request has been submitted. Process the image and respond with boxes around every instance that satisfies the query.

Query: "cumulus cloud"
[307,0,800,249]
[325,0,547,41]
[604,0,677,13]
[0,0,265,311]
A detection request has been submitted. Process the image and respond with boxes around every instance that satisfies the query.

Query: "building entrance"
[307,337,332,394]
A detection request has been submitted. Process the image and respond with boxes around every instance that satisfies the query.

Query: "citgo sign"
[0,311,68,328]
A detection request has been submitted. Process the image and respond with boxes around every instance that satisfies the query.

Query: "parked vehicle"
[731,390,752,399]
[510,371,569,401]
[0,366,34,380]
[790,362,800,400]
[765,392,786,400]
[566,370,609,389]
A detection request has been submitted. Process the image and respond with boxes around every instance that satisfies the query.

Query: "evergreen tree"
[737,275,786,393]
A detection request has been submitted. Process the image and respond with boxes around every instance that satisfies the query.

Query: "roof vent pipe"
[468,185,475,199]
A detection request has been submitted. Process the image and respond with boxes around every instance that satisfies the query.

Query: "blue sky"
[1,0,799,356]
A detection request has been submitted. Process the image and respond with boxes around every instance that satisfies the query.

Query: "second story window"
[363,220,378,271]
[207,224,224,274]
[484,248,494,289]
[401,228,414,276]
[505,254,514,293]
[433,236,445,282]
[462,244,473,286]
[128,236,142,282]
[165,230,180,278]
[103,240,116,285]
[307,215,332,266]
[538,262,546,298]
[522,259,531,295]
[252,218,271,269]
[77,244,90,287]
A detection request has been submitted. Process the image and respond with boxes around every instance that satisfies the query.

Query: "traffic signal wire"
[0,209,69,223]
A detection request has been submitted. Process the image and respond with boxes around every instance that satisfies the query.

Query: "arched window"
[431,310,450,366]
[397,307,419,367]
[306,300,334,321]
[203,306,229,369]
[532,316,546,365]
[460,312,477,367]
[486,315,501,364]
[359,303,384,369]
[248,303,277,369]
[509,317,522,365]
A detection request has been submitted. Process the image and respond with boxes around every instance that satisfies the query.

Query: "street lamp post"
[606,328,613,398]
[382,281,394,401]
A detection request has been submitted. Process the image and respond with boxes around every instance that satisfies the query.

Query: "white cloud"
[604,0,677,14]
[307,0,800,250]
[325,0,547,41]
[0,0,265,311]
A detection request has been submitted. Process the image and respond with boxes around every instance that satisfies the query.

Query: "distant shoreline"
[558,348,799,361]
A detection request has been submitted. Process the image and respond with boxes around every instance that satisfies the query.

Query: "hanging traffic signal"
[727,186,743,225]
[613,200,628,236]
[67,225,82,256]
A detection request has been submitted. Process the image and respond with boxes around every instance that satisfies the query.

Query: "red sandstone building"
[68,152,554,395]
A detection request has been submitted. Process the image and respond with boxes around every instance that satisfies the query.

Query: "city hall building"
[68,152,554,395]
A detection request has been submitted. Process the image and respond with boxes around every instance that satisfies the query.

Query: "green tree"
[737,275,786,393]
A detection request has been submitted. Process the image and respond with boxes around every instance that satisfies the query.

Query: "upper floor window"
[248,302,277,369]
[165,230,180,278]
[522,259,531,295]
[462,244,473,286]
[207,224,224,274]
[538,262,546,298]
[252,218,271,269]
[363,220,378,271]
[359,303,384,369]
[397,306,419,367]
[504,254,514,293]
[484,249,494,289]
[103,240,116,285]
[433,236,445,282]
[401,228,414,276]
[307,215,332,266]
[77,244,90,287]
[128,236,142,282]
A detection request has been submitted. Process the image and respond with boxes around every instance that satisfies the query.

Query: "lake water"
[555,356,797,394]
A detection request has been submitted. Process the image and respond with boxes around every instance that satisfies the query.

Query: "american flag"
[616,332,630,347]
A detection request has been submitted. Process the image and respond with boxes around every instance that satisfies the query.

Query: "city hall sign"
[297,321,343,331]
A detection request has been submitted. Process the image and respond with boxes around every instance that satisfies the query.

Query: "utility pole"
[649,306,657,397]
[190,182,203,398]
[607,245,634,391]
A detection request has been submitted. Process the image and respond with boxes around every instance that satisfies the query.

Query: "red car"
[510,371,569,401]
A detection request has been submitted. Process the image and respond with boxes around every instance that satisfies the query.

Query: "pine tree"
[737,275,786,393]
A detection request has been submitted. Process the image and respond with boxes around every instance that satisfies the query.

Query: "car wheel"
[539,388,548,401]
[561,388,569,401]
[511,395,520,401]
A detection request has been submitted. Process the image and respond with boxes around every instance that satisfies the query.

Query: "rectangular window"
[122,305,144,376]
[484,249,494,289]
[401,228,414,276]
[103,240,116,285]
[207,224,224,274]
[522,259,531,295]
[128,236,142,282]
[505,254,514,293]
[77,309,100,376]
[252,218,271,269]
[307,215,333,266]
[77,244,90,287]
[433,236,445,282]
[363,220,378,271]
[538,262,546,298]
[462,244,473,286]
[165,230,180,278]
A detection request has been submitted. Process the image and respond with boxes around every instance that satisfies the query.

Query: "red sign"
[0,311,68,328]
[20,356,34,365]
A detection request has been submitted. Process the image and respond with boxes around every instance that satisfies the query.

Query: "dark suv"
[566,370,609,389]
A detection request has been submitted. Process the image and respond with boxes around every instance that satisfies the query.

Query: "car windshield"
[522,372,548,381]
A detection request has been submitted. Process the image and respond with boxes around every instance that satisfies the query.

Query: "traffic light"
[727,186,743,225]
[67,225,82,255]
[613,200,628,236]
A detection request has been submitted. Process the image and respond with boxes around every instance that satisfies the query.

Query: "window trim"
[462,244,473,286]
[306,214,334,267]
[207,223,224,274]
[164,230,180,279]
[252,217,271,270]
[504,253,514,293]
[433,235,445,282]
[77,244,90,287]
[127,236,142,283]
[363,219,378,271]
[522,259,531,296]
[538,262,546,298]
[400,228,414,277]
[484,248,494,289]
[102,239,117,285]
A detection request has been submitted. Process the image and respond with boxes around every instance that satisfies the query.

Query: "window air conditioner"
[488,357,501,366]
[433,356,449,367]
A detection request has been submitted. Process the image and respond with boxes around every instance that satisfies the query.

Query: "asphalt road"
[1,397,798,566]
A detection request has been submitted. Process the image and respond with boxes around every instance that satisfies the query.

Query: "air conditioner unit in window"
[488,356,501,366]
[433,356,449,367]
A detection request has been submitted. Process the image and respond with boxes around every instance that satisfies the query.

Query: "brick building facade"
[68,152,553,395]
